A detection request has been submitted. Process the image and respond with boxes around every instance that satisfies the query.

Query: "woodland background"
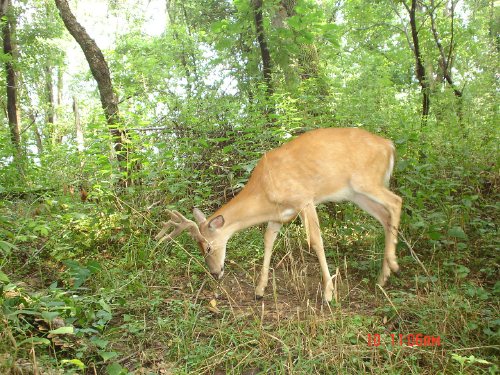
[0,0,498,373]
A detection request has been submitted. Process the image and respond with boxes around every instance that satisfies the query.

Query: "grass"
[0,128,499,374]
[1,196,498,374]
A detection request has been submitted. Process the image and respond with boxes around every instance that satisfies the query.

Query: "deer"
[155,127,402,302]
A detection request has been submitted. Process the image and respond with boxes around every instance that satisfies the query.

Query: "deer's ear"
[208,215,225,230]
[192,208,206,224]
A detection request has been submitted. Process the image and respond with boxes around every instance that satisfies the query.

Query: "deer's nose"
[211,266,224,280]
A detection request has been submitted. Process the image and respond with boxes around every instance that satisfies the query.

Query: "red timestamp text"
[367,333,441,347]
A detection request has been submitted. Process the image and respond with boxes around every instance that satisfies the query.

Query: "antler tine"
[154,221,182,243]
[155,209,205,243]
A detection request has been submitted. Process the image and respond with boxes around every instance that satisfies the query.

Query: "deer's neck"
[211,183,273,235]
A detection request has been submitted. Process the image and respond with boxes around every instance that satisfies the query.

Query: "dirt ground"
[189,249,381,322]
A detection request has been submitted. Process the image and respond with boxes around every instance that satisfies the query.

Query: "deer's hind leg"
[351,187,402,286]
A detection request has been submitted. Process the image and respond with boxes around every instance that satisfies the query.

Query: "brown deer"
[156,128,402,302]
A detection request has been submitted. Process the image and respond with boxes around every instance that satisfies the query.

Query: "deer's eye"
[205,245,212,255]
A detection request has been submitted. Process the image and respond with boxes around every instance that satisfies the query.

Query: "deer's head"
[155,209,228,279]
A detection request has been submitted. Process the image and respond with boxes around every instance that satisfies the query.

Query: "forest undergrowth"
[1,124,498,374]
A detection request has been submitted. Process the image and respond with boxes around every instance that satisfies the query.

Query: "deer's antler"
[155,210,205,244]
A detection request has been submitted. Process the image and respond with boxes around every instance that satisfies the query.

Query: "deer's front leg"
[255,221,282,299]
[301,204,334,303]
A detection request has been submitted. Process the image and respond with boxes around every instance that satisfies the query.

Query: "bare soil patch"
[190,252,381,321]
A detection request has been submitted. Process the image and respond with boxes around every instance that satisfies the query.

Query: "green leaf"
[0,240,18,255]
[428,231,442,240]
[91,337,109,349]
[99,298,112,313]
[452,353,492,365]
[0,240,17,255]
[63,259,91,288]
[41,311,60,322]
[61,359,86,369]
[211,20,229,33]
[106,362,125,375]
[18,337,51,347]
[0,270,9,283]
[99,351,119,361]
[294,4,307,14]
[49,326,74,335]
[467,355,491,364]
[456,265,470,279]
[451,353,466,365]
[287,15,302,30]
[87,260,102,274]
[447,226,467,240]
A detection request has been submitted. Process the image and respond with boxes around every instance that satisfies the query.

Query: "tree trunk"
[44,65,58,144]
[57,66,63,106]
[56,66,64,142]
[45,66,54,124]
[278,0,320,81]
[429,0,463,124]
[54,0,131,185]
[406,0,430,125]
[1,0,22,167]
[429,0,462,98]
[29,112,44,155]
[273,0,328,101]
[73,96,84,153]
[252,0,273,98]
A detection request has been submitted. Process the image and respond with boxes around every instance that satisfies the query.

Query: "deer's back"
[250,127,394,207]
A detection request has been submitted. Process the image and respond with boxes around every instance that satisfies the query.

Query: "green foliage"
[0,267,116,372]
[0,0,498,373]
